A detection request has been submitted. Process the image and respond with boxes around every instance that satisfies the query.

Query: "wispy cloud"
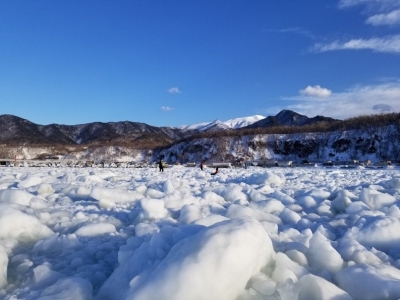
[267,27,316,39]
[366,9,400,25]
[299,85,332,98]
[281,82,400,119]
[168,87,182,94]
[339,0,400,26]
[313,34,400,53]
[161,106,173,111]
[339,0,400,10]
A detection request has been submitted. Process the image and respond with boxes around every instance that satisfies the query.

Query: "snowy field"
[1,165,400,300]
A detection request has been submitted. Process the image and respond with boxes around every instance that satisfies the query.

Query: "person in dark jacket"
[200,161,204,171]
[211,167,219,175]
[159,159,164,172]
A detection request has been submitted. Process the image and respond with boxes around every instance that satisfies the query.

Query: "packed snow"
[0,164,400,300]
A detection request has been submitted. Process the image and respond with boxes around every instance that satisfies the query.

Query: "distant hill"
[0,114,187,148]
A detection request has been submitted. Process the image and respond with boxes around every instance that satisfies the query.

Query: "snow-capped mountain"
[178,115,266,131]
[223,115,266,129]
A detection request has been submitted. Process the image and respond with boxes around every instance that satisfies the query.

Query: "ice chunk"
[345,201,371,215]
[245,172,283,186]
[250,274,276,296]
[335,264,400,300]
[70,257,84,269]
[250,199,285,214]
[98,218,275,300]
[331,194,352,213]
[130,218,274,300]
[316,225,336,241]
[275,252,309,279]
[297,274,352,300]
[0,245,8,289]
[90,187,143,203]
[221,186,248,203]
[17,176,42,188]
[163,190,200,211]
[343,215,400,253]
[135,223,159,237]
[381,177,400,189]
[360,187,396,210]
[163,179,175,194]
[134,185,147,195]
[91,170,116,179]
[297,196,318,209]
[98,198,116,209]
[74,223,116,237]
[139,198,168,220]
[0,203,53,243]
[226,204,282,224]
[276,279,299,300]
[38,277,93,300]
[33,263,65,288]
[338,238,383,265]
[272,191,295,205]
[328,188,357,201]
[33,233,81,254]
[193,214,229,226]
[201,191,225,205]
[30,197,49,209]
[0,189,34,206]
[179,204,203,224]
[76,174,103,182]
[285,249,308,267]
[261,221,279,235]
[145,188,165,199]
[306,231,343,273]
[279,208,301,225]
[272,266,298,283]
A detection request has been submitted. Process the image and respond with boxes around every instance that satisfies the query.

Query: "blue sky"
[1,0,400,127]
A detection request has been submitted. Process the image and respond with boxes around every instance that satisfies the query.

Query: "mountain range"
[178,115,266,131]
[0,110,337,147]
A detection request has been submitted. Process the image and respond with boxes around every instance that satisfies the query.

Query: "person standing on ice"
[158,159,164,172]
[200,161,204,170]
[211,167,219,175]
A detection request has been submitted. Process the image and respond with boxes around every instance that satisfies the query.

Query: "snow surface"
[1,165,400,299]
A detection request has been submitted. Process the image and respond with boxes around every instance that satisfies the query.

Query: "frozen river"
[1,165,400,299]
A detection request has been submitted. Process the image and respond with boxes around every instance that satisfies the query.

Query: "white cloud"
[281,82,400,119]
[339,0,400,10]
[313,34,400,53]
[267,27,316,39]
[366,9,400,25]
[161,106,173,111]
[168,87,181,94]
[339,0,400,28]
[299,85,332,98]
